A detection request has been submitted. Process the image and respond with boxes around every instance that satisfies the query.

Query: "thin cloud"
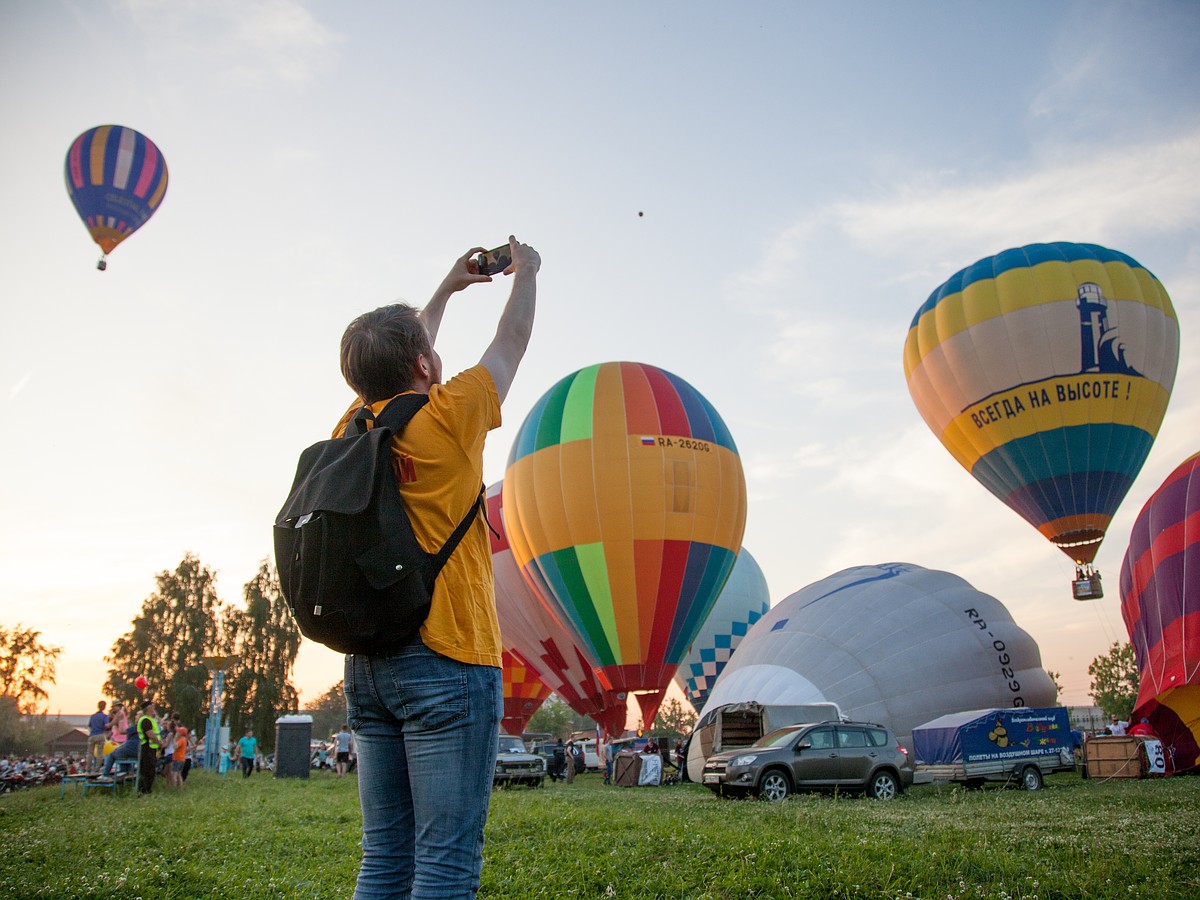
[833,131,1200,257]
[744,130,1200,296]
[121,0,343,86]
[8,372,32,401]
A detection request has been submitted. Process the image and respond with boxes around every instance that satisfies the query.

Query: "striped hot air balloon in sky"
[904,242,1179,584]
[1121,452,1200,774]
[503,361,747,727]
[64,125,169,269]
[487,481,627,736]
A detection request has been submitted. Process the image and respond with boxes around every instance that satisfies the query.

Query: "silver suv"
[702,721,913,801]
[494,734,546,788]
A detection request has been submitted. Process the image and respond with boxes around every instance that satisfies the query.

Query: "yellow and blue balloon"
[905,242,1178,574]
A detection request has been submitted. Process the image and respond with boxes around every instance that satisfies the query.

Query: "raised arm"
[422,246,490,345]
[479,235,540,404]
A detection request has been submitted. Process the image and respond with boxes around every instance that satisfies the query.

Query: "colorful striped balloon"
[503,362,747,727]
[64,125,169,268]
[1120,452,1200,774]
[487,481,627,736]
[904,243,1179,569]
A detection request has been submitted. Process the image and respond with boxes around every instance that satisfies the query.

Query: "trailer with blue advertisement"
[911,707,1077,790]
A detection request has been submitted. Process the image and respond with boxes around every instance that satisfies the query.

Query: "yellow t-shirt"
[334,365,502,668]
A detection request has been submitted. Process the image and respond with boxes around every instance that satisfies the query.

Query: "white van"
[576,739,601,771]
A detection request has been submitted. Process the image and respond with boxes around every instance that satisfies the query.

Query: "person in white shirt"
[335,724,353,777]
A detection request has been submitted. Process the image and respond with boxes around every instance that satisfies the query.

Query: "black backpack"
[274,394,481,655]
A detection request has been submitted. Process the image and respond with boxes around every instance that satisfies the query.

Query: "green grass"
[2,770,1197,899]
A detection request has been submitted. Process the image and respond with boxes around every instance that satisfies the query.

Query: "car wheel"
[867,770,899,800]
[533,777,543,788]
[1020,765,1043,791]
[757,769,792,801]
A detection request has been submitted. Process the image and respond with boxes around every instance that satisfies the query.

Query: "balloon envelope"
[700,563,1056,749]
[65,125,168,262]
[500,649,553,736]
[503,362,747,726]
[487,481,626,734]
[674,548,770,710]
[1120,451,1200,774]
[904,243,1178,565]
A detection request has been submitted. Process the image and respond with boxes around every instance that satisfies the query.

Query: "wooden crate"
[1084,736,1147,779]
[612,752,642,787]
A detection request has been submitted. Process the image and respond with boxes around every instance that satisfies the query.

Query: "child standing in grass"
[237,729,257,778]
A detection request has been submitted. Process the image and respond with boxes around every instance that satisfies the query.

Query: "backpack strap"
[352,394,482,585]
[425,485,484,587]
[350,393,430,436]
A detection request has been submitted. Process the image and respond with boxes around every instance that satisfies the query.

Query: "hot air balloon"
[1120,451,1200,774]
[699,564,1055,748]
[64,125,169,270]
[904,243,1179,598]
[500,649,554,736]
[487,481,627,736]
[503,362,747,727]
[673,548,770,711]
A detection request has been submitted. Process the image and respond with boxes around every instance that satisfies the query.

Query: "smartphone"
[476,244,512,277]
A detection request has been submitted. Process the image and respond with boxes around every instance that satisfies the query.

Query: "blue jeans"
[345,638,502,900]
[102,739,139,776]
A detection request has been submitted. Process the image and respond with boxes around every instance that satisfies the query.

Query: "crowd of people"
[0,754,81,792]
[93,697,198,793]
[86,696,291,790]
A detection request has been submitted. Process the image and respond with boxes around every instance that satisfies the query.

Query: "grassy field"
[2,768,1197,899]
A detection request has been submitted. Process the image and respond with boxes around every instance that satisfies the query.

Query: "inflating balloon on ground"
[697,563,1056,751]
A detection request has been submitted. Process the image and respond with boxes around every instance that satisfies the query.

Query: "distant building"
[1068,706,1106,733]
[47,727,89,757]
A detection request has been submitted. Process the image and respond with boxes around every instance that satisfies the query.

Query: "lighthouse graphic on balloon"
[1076,282,1141,376]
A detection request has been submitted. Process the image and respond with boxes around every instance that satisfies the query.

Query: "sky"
[1,0,1197,719]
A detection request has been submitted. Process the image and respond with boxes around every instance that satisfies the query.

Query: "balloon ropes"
[65,125,169,270]
[904,243,1179,597]
[502,362,747,728]
[486,481,627,736]
[1120,452,1200,774]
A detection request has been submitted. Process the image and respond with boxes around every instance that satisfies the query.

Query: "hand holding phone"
[476,244,513,277]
